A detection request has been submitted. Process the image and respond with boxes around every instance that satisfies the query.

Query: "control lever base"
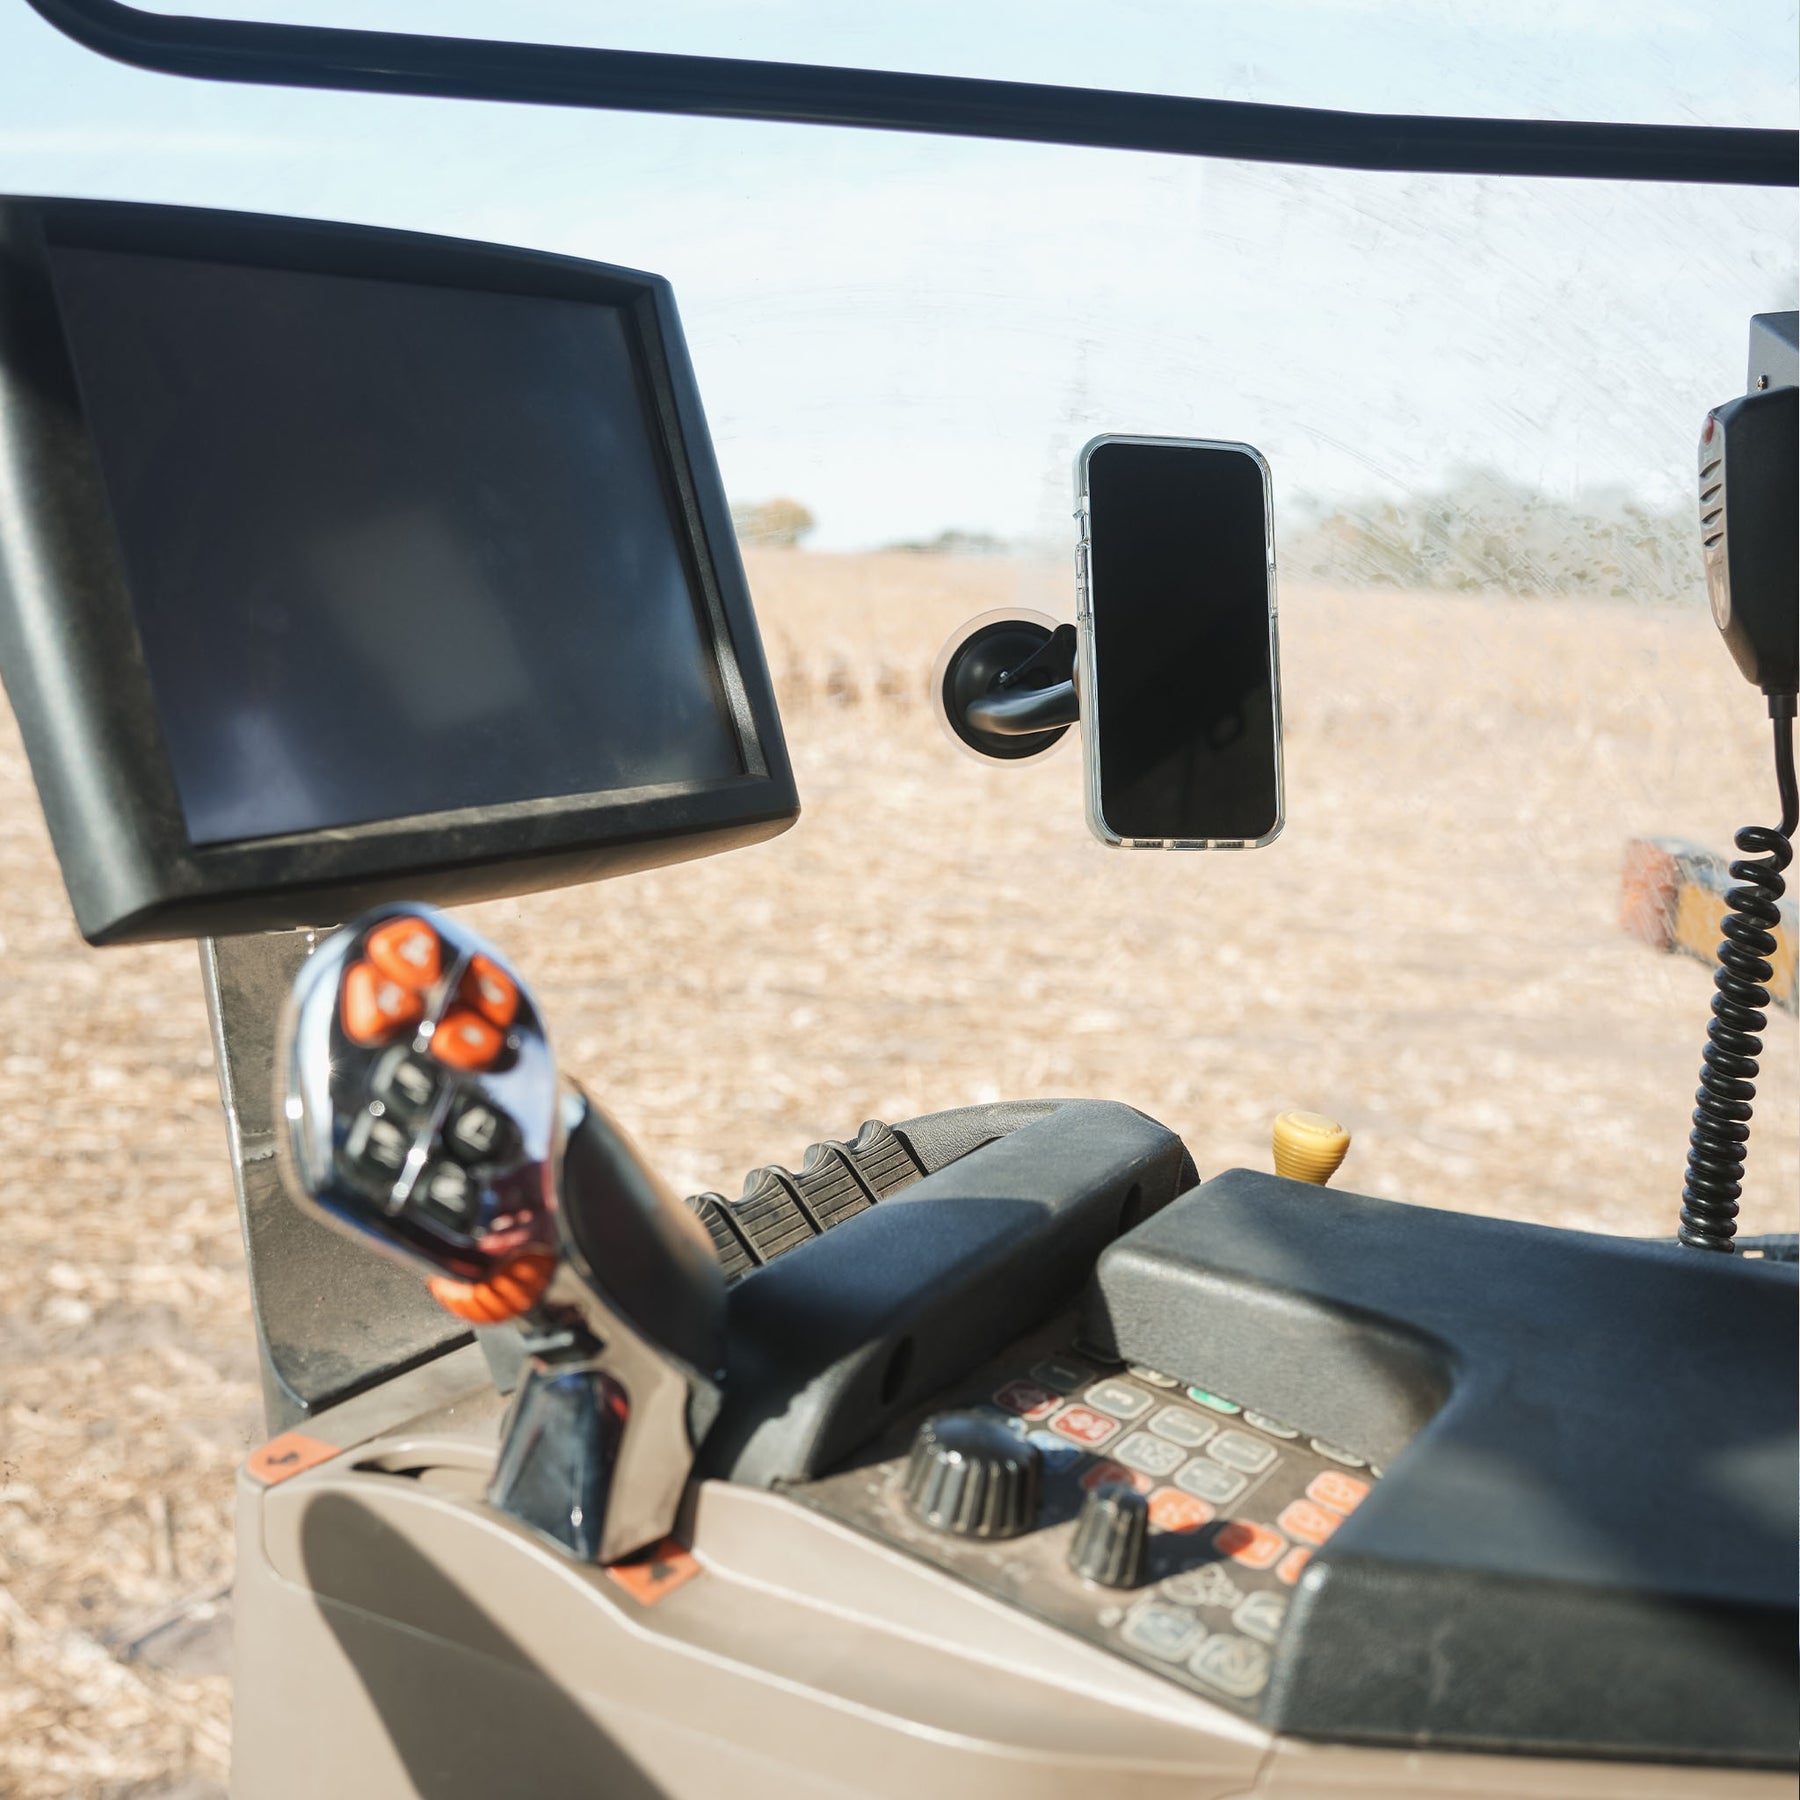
[489,1349,628,1562]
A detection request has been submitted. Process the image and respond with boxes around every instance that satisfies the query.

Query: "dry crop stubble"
[0,548,1792,1794]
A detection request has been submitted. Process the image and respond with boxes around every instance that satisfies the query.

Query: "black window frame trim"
[21,0,1798,188]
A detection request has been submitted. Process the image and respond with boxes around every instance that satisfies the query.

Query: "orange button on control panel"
[1276,1546,1313,1586]
[1080,1458,1152,1495]
[462,955,520,1029]
[367,916,443,991]
[341,960,424,1046]
[1307,1470,1370,1516]
[431,1007,506,1071]
[1148,1487,1215,1533]
[1277,1499,1341,1547]
[1214,1519,1288,1571]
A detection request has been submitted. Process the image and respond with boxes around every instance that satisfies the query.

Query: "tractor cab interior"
[0,16,1795,1800]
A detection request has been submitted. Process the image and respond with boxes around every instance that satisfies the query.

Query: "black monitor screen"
[47,246,743,847]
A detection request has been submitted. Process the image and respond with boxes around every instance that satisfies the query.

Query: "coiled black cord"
[1679,696,1798,1251]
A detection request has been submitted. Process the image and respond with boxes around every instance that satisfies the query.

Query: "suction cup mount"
[932,612,1080,763]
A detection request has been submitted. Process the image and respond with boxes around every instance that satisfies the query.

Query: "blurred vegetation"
[731,496,816,548]
[883,527,1011,557]
[730,470,1705,602]
[1281,469,1703,600]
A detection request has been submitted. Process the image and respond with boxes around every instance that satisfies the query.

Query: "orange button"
[341,960,424,1046]
[1148,1487,1215,1533]
[1080,1458,1151,1495]
[1276,1547,1313,1586]
[1307,1470,1370,1516]
[431,1007,506,1071]
[1277,1499,1341,1546]
[366,916,443,991]
[462,954,519,1029]
[1214,1519,1287,1571]
[426,1250,554,1323]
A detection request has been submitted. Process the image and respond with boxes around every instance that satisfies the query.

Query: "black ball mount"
[934,615,1081,763]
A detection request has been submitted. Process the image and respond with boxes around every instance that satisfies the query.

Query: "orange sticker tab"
[604,1537,702,1606]
[248,1432,339,1486]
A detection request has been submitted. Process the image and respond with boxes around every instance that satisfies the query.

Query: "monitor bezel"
[0,196,798,944]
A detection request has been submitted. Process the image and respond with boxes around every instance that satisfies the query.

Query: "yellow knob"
[1273,1111,1351,1185]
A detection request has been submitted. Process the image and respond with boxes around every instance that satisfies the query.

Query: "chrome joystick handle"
[275,903,725,1563]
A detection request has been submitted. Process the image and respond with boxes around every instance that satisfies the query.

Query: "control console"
[794,1319,1386,1718]
[266,903,1796,1775]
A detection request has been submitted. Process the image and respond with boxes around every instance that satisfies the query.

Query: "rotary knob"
[902,1410,1042,1539]
[1069,1480,1149,1587]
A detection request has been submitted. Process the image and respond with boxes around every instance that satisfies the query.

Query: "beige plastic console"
[230,1347,1790,1800]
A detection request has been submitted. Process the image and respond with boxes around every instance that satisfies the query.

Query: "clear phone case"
[1075,433,1284,851]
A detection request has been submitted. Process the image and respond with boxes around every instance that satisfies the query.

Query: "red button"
[1049,1405,1120,1449]
[1148,1487,1214,1533]
[431,1007,506,1071]
[461,954,519,1029]
[1277,1500,1341,1547]
[1276,1547,1313,1586]
[341,960,423,1046]
[1080,1458,1151,1495]
[993,1381,1059,1422]
[366,916,443,991]
[1307,1471,1370,1516]
[1214,1520,1287,1571]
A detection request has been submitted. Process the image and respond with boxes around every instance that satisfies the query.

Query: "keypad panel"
[794,1320,1391,1720]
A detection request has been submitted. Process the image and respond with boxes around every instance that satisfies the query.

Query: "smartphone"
[1076,435,1283,849]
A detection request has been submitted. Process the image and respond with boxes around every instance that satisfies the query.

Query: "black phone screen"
[1084,438,1281,844]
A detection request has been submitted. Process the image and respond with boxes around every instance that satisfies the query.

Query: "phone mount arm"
[935,617,1079,761]
[961,622,1081,738]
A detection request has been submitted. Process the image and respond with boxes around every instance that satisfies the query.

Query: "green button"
[1186,1387,1242,1415]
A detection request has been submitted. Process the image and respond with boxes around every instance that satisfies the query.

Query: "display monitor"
[0,198,796,943]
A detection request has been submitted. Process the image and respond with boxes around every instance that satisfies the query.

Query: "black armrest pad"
[702,1100,1194,1487]
[1083,1170,1799,1765]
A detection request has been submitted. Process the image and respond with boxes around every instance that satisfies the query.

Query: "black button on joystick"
[902,1410,1041,1539]
[1069,1481,1149,1587]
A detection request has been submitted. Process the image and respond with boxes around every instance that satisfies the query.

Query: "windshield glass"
[0,8,1795,1789]
[3,4,1793,1230]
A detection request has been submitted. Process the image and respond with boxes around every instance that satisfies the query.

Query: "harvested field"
[1,549,1794,1796]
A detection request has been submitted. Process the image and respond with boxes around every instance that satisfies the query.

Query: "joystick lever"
[276,903,726,1563]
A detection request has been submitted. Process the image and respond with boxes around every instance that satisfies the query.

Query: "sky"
[1,1,1794,549]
